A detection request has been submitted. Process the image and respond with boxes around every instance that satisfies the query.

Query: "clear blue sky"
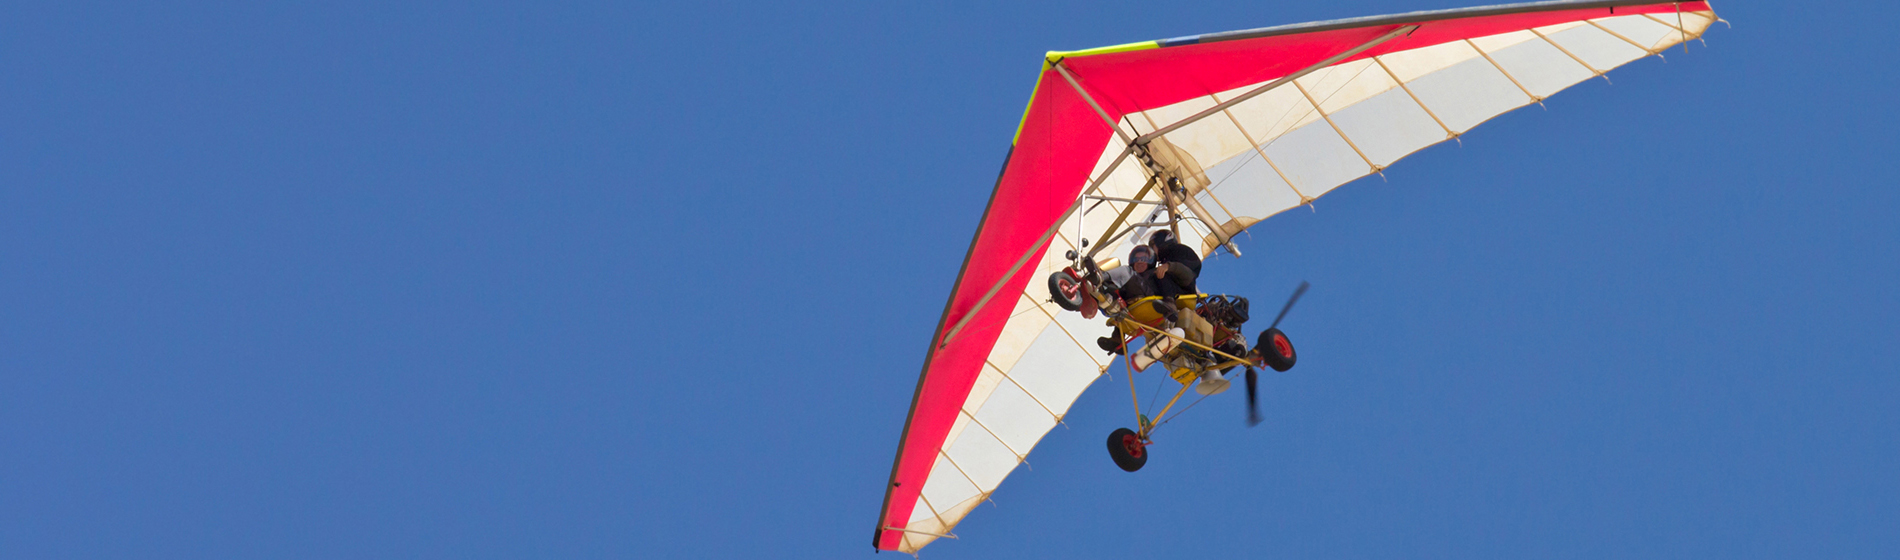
[3,1,1895,558]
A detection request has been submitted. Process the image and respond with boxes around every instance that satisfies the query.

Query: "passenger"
[1146,230,1220,371]
[1146,229,1200,297]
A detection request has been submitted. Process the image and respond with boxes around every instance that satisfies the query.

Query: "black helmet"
[1148,230,1176,246]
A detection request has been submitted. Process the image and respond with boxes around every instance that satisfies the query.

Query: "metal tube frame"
[936,145,1133,347]
[1056,26,1415,259]
[1055,62,1234,255]
[1086,195,1166,205]
[1085,177,1158,260]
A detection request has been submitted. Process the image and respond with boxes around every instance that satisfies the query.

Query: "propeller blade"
[1267,281,1310,330]
[1245,367,1261,427]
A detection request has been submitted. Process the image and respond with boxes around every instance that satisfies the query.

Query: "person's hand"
[1154,262,1169,276]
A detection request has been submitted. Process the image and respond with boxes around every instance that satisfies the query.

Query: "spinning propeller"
[1247,281,1308,426]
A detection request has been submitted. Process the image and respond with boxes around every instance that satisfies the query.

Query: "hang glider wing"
[876,1,1718,552]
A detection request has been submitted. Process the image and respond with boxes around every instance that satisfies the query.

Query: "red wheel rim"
[1059,277,1080,298]
[1121,433,1145,458]
[1272,333,1293,358]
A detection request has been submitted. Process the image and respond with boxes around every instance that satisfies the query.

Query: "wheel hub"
[1121,433,1145,458]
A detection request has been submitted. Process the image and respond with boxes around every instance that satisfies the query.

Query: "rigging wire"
[1154,391,1215,430]
[1145,369,1166,414]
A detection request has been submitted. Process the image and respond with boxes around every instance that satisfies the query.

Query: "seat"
[1117,295,1203,328]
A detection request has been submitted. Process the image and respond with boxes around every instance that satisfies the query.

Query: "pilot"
[1096,245,1173,354]
[1109,246,1158,299]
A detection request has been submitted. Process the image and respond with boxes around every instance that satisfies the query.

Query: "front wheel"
[1106,428,1147,472]
[1257,327,1297,372]
[1048,271,1085,312]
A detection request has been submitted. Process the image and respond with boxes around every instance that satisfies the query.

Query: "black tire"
[1048,271,1084,312]
[1106,428,1148,472]
[1257,327,1297,372]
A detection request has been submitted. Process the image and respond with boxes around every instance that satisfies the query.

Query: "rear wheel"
[1106,428,1147,472]
[1258,327,1297,372]
[1048,271,1084,312]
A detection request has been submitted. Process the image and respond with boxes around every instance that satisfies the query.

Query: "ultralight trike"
[1049,256,1305,472]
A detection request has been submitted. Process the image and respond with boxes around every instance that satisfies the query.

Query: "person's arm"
[1160,261,1197,290]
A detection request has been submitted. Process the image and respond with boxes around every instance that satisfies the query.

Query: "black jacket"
[1152,239,1202,275]
[1116,269,1160,301]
